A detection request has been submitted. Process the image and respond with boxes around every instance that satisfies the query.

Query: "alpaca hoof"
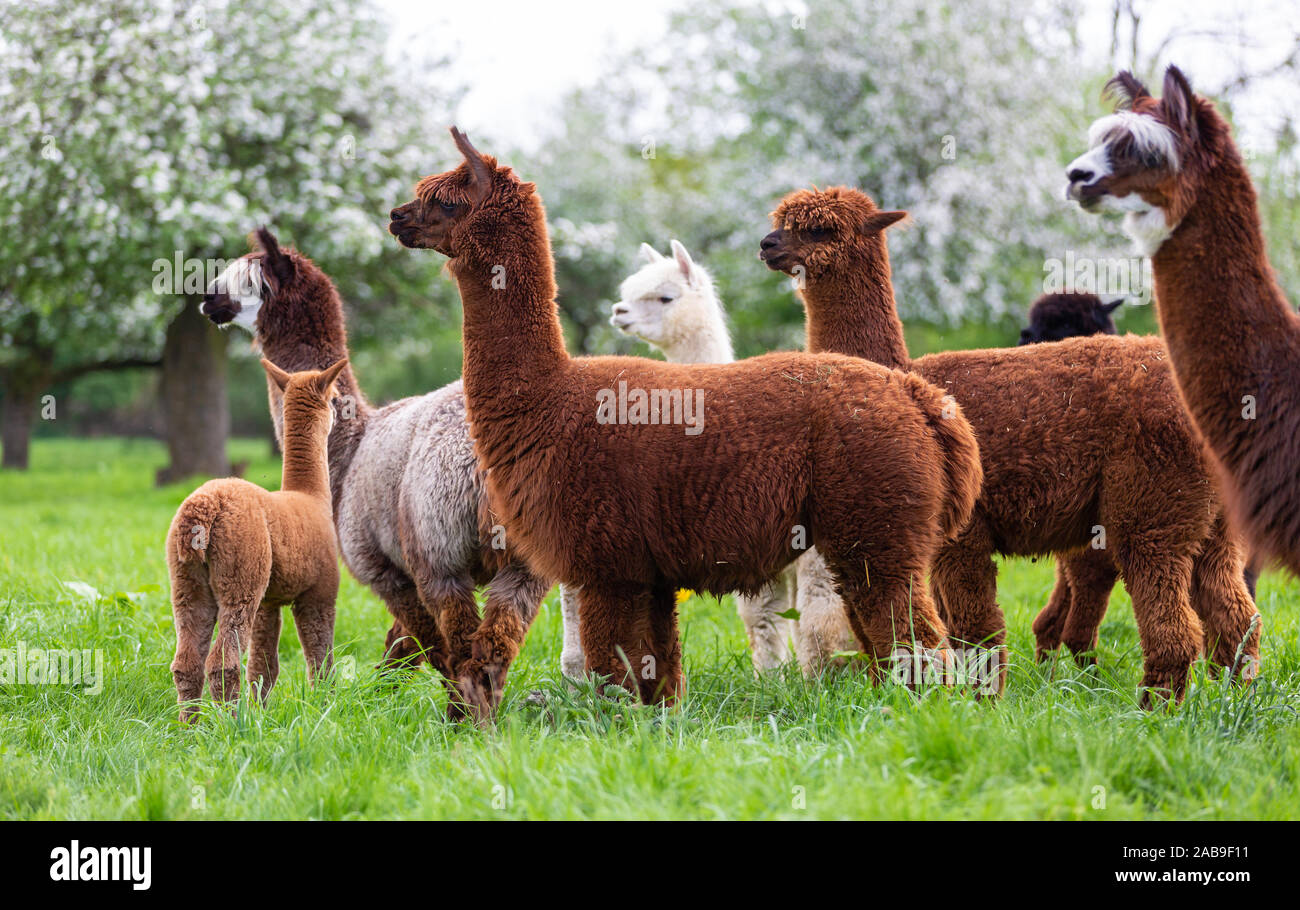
[1138,665,1189,708]
[178,704,201,724]
[456,658,506,723]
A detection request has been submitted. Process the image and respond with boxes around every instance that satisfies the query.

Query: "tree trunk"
[156,300,230,485]
[1,368,46,470]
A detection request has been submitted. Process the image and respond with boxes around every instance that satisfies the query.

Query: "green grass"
[1,438,1298,819]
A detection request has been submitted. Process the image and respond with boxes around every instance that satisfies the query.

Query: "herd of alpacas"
[167,65,1298,724]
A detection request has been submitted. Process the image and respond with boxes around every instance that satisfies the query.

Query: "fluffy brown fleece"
[1066,66,1300,577]
[388,128,984,702]
[760,186,1260,702]
[166,358,345,722]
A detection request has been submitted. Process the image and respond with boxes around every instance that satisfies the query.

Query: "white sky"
[376,0,1298,149]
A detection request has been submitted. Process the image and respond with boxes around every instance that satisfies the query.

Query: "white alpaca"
[560,240,849,676]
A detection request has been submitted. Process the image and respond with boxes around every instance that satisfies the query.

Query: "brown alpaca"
[167,358,345,722]
[201,228,550,722]
[1066,65,1300,578]
[1018,292,1262,654]
[760,186,1260,702]
[389,128,985,702]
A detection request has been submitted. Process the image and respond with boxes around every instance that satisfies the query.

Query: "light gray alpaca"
[201,230,549,720]
[560,239,850,675]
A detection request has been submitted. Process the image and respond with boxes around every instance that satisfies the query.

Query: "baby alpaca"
[167,358,345,722]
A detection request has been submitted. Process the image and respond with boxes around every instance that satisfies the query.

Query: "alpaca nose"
[1067,166,1095,185]
[612,303,628,316]
[760,232,780,251]
[390,208,407,223]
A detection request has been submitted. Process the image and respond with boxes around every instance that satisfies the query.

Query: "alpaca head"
[610,240,730,359]
[1065,65,1232,255]
[202,227,330,341]
[389,127,540,266]
[759,186,906,282]
[261,357,348,436]
[1018,292,1123,345]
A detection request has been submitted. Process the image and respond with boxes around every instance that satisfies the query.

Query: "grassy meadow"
[1,438,1298,820]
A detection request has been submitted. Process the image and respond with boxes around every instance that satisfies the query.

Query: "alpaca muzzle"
[201,291,239,325]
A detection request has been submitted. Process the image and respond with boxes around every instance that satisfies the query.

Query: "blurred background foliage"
[1,0,1296,463]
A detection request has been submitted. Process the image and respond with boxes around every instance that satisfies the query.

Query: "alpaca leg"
[735,569,793,673]
[169,563,218,723]
[793,549,857,675]
[375,584,449,673]
[823,555,948,687]
[559,584,586,679]
[929,521,1006,693]
[246,605,283,703]
[643,584,684,705]
[458,562,550,721]
[1190,517,1261,678]
[1117,549,1202,706]
[576,583,652,698]
[1031,561,1073,660]
[205,539,272,707]
[1058,548,1119,663]
[291,582,338,685]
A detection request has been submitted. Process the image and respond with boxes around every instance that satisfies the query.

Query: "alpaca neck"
[455,211,568,408]
[258,312,371,512]
[663,315,734,364]
[279,403,332,500]
[1150,151,1298,435]
[798,238,911,368]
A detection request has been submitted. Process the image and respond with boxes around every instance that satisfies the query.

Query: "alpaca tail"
[901,373,983,540]
[168,491,224,566]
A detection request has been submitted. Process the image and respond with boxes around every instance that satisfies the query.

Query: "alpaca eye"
[807,227,830,240]
[659,296,674,304]
[439,202,457,216]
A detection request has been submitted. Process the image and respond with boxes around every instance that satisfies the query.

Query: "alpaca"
[388,128,985,703]
[1018,292,1122,345]
[1065,65,1300,577]
[200,228,550,721]
[760,186,1260,702]
[1018,291,1261,658]
[167,358,345,722]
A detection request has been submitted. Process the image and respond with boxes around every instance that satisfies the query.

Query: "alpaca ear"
[450,126,491,205]
[256,225,294,287]
[638,243,665,265]
[315,357,348,395]
[861,210,907,235]
[1104,71,1151,111]
[1161,65,1198,141]
[669,239,696,284]
[261,358,293,393]
[1099,297,1125,315]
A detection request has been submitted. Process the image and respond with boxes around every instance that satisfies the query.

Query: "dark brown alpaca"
[201,228,550,721]
[389,129,985,702]
[167,358,345,722]
[1066,65,1300,577]
[1019,292,1262,654]
[1018,292,1122,345]
[760,186,1260,702]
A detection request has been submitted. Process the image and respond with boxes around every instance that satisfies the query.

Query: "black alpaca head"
[1018,292,1123,345]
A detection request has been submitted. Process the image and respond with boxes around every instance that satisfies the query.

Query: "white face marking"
[207,257,266,331]
[1067,111,1181,256]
